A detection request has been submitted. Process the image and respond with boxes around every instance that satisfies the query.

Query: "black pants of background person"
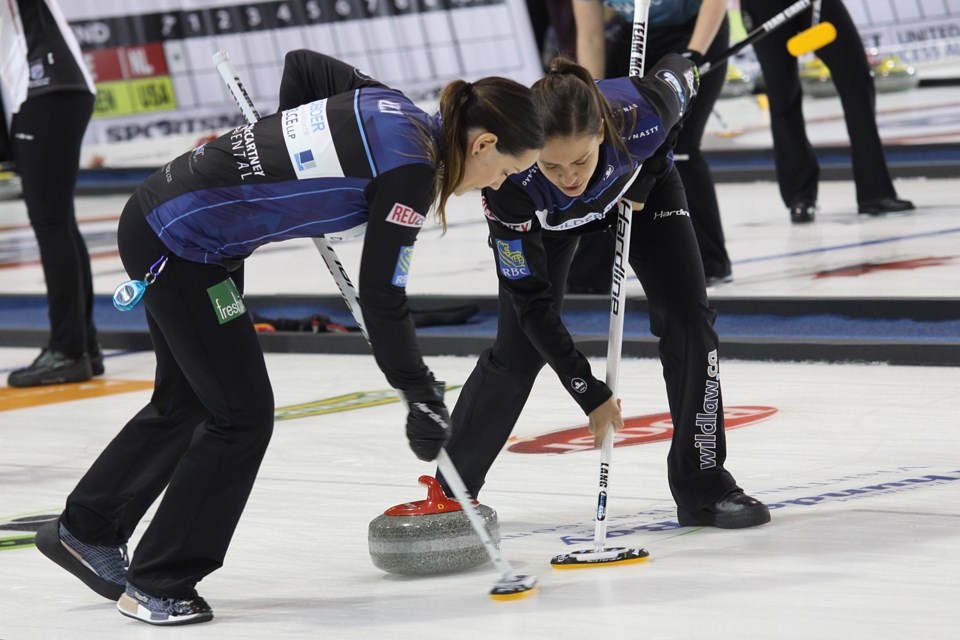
[11,91,98,359]
[0,92,11,163]
[568,15,732,293]
[740,0,899,209]
[60,201,274,598]
[527,0,577,66]
[443,168,740,513]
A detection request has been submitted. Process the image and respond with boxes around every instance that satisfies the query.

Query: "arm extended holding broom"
[698,0,836,75]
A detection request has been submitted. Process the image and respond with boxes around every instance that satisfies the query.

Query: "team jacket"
[135,50,441,391]
[479,54,698,414]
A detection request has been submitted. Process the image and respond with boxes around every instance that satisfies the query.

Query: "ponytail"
[432,80,473,230]
[424,77,542,231]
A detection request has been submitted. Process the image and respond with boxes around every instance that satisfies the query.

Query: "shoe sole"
[118,593,214,626]
[706,275,733,287]
[35,521,125,601]
[858,206,914,215]
[677,506,772,529]
[8,375,92,387]
[8,367,93,387]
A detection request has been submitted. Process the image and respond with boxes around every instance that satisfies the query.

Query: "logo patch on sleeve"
[207,278,246,325]
[495,239,531,280]
[483,196,532,232]
[392,245,414,287]
[387,203,425,228]
[656,69,686,114]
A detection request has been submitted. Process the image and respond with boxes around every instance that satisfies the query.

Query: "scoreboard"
[61,0,542,148]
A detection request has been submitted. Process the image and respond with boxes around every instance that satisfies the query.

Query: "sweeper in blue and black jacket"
[440,53,771,531]
[35,49,543,626]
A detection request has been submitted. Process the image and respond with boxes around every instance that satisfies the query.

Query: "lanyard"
[112,255,168,311]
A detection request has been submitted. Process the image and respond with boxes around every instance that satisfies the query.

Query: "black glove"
[399,382,450,461]
[637,53,700,125]
[681,49,705,68]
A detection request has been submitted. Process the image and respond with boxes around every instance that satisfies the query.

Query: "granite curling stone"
[369,475,499,576]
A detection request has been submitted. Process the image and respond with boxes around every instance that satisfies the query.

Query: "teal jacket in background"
[603,0,702,27]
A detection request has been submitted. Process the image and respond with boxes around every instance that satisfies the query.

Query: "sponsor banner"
[508,406,777,454]
[729,1,960,78]
[844,0,960,68]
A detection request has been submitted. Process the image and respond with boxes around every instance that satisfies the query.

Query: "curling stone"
[368,475,499,576]
[719,63,755,100]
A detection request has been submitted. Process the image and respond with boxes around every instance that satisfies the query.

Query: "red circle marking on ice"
[507,406,777,454]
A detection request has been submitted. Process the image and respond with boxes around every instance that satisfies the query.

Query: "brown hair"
[531,57,628,159]
[426,78,543,230]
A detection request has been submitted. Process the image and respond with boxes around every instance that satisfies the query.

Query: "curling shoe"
[858,197,914,216]
[677,490,771,529]
[118,585,214,626]
[90,344,105,376]
[35,519,128,600]
[7,349,93,387]
[705,265,733,288]
[789,201,816,224]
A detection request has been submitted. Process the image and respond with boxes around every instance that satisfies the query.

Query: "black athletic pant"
[651,18,732,280]
[740,0,897,207]
[445,169,739,511]
[0,91,12,163]
[11,91,98,357]
[568,16,732,290]
[62,199,274,598]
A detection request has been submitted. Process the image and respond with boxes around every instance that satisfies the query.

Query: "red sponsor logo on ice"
[814,257,952,278]
[507,406,777,454]
[387,203,425,228]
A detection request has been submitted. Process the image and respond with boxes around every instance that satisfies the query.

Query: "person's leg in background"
[673,16,733,285]
[815,0,912,214]
[0,91,21,200]
[741,0,819,223]
[545,0,578,60]
[7,90,100,386]
[641,13,734,284]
